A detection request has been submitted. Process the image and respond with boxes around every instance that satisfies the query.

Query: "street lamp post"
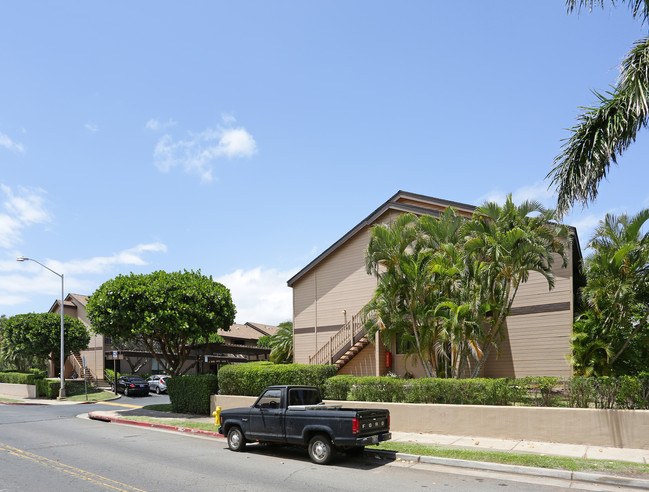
[16,256,66,399]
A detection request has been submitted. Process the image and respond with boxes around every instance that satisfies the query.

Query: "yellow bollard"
[212,406,222,426]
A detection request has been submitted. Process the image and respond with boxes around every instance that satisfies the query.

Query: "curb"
[0,400,96,406]
[88,412,224,439]
[369,449,649,490]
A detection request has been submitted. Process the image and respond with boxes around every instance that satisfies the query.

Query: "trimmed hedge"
[217,362,337,396]
[0,372,38,385]
[216,365,649,410]
[36,379,61,398]
[167,374,219,415]
[322,375,649,409]
[323,376,524,405]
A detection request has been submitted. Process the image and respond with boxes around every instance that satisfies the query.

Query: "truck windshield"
[288,388,321,406]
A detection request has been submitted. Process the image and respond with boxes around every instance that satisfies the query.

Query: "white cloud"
[84,123,99,132]
[145,118,177,131]
[216,266,298,325]
[216,128,258,158]
[2,242,168,313]
[0,131,24,153]
[53,242,168,275]
[221,113,237,125]
[153,122,257,182]
[0,185,51,248]
[565,213,603,247]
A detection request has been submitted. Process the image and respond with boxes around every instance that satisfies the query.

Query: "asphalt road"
[0,398,577,492]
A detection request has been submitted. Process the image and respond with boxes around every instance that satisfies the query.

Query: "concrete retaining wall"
[0,382,36,398]
[212,395,649,450]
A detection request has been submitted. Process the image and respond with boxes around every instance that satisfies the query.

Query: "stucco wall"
[0,383,36,398]
[212,395,649,450]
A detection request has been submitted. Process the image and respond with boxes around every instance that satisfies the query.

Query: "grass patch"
[141,403,173,412]
[0,397,21,403]
[119,416,218,432]
[63,383,116,402]
[65,390,116,402]
[367,442,649,477]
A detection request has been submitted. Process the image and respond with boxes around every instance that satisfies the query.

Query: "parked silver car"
[146,375,170,394]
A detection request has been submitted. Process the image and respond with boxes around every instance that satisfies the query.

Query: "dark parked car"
[146,375,170,394]
[114,376,150,396]
[219,385,391,464]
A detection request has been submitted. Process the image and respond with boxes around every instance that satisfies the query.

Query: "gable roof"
[287,190,584,288]
[245,322,281,337]
[218,323,279,341]
[287,190,476,287]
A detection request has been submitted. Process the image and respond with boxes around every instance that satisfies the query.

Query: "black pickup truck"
[218,385,391,464]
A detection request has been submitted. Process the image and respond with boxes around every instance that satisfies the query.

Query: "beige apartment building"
[288,191,584,379]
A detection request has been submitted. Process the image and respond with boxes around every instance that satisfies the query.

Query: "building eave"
[286,190,476,287]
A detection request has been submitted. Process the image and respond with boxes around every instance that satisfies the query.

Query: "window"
[256,389,281,409]
[289,388,321,406]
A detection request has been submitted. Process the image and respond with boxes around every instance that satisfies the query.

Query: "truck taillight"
[352,417,359,434]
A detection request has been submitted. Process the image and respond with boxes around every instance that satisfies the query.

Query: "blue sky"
[1,2,647,325]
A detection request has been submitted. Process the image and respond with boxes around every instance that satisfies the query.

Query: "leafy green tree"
[269,321,294,364]
[569,311,614,376]
[256,335,272,348]
[0,313,90,374]
[548,0,649,213]
[464,196,570,377]
[86,270,236,376]
[575,209,649,374]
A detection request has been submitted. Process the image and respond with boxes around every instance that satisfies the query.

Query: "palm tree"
[463,195,570,378]
[269,322,294,364]
[569,312,614,376]
[548,1,649,214]
[364,209,484,378]
[580,209,649,371]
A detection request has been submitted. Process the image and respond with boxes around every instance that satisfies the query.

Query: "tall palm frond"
[549,2,649,214]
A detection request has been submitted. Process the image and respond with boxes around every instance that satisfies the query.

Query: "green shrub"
[167,374,219,415]
[323,375,359,400]
[215,367,649,409]
[615,375,646,409]
[36,379,60,398]
[594,377,618,409]
[0,371,38,385]
[523,377,561,407]
[565,376,595,408]
[400,378,521,405]
[217,362,337,396]
[347,377,406,402]
[104,369,120,386]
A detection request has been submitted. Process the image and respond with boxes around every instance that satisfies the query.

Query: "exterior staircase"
[308,311,369,370]
[71,351,97,384]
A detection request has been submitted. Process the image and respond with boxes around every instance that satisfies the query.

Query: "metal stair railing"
[309,311,366,365]
[71,352,96,383]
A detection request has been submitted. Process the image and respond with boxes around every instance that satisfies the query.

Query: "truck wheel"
[227,427,246,452]
[308,434,335,465]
